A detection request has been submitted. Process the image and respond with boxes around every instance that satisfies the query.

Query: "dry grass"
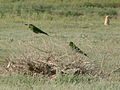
[3,39,103,79]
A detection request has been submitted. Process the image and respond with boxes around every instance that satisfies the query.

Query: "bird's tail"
[83,53,89,57]
[79,50,88,57]
[42,32,49,36]
[75,46,89,57]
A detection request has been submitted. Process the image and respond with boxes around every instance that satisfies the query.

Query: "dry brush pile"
[5,50,102,79]
[1,38,115,79]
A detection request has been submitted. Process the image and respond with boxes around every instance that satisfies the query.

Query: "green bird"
[68,41,88,57]
[25,24,49,36]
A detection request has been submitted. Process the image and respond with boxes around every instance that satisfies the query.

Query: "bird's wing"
[33,26,49,36]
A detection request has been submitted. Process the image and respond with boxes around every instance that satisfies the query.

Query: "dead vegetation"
[1,38,118,80]
[3,44,105,79]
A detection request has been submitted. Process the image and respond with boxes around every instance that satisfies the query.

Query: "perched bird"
[25,24,49,36]
[68,41,88,57]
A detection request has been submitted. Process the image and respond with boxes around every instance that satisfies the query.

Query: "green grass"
[1,0,120,8]
[0,74,120,90]
[0,0,120,90]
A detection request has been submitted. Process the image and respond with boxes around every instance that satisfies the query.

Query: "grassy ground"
[0,74,120,90]
[0,0,120,90]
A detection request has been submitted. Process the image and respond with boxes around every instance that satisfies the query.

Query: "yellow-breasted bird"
[68,41,88,57]
[25,24,49,36]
